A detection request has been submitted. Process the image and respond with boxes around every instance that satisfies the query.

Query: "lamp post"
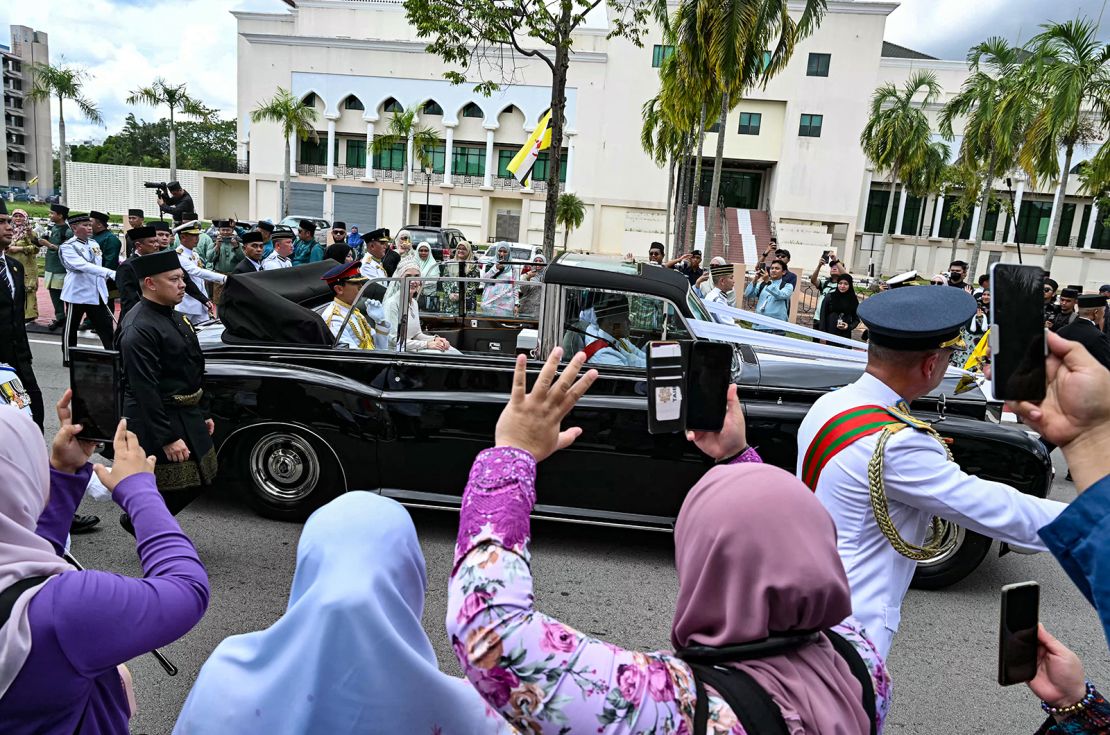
[424,165,433,226]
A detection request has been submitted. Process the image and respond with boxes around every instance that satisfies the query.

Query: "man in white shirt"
[173,220,226,320]
[261,226,295,271]
[796,286,1066,658]
[59,213,115,365]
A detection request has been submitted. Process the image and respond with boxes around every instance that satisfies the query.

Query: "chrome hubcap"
[249,433,319,504]
[916,524,966,568]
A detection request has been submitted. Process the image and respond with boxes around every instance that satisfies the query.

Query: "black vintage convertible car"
[89,254,1053,589]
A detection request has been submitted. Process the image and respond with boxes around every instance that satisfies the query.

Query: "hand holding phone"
[999,581,1039,686]
[685,383,747,460]
[1025,624,1088,709]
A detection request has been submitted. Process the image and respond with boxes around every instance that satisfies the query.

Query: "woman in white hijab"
[383,259,459,353]
[173,492,513,735]
[414,241,441,311]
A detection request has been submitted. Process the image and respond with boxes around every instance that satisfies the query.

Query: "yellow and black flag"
[506,110,552,186]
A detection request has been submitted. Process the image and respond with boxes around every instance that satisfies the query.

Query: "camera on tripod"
[144,181,171,201]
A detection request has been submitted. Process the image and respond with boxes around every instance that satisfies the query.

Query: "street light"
[424,165,433,226]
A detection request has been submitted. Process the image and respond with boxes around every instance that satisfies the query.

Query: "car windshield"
[407,230,440,248]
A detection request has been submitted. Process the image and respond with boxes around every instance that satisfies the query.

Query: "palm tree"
[372,106,439,226]
[250,88,319,218]
[1014,18,1109,270]
[942,160,983,262]
[903,139,950,269]
[555,192,586,251]
[939,38,1031,279]
[641,94,688,256]
[27,62,103,205]
[127,78,210,182]
[672,0,827,257]
[860,70,943,276]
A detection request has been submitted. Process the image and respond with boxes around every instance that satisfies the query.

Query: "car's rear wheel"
[238,429,342,521]
[910,524,992,590]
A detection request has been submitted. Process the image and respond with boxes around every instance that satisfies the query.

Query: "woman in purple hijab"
[0,392,209,734]
[447,349,890,734]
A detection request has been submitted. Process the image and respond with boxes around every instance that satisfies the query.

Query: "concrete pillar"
[442,123,455,187]
[362,119,375,182]
[1084,202,1100,249]
[565,130,576,194]
[894,182,908,235]
[969,204,981,243]
[1005,178,1025,243]
[483,126,496,189]
[325,116,337,178]
[932,191,945,237]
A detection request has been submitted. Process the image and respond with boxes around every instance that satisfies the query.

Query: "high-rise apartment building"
[1,25,54,198]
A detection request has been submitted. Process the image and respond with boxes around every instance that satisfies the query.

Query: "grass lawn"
[15,202,127,224]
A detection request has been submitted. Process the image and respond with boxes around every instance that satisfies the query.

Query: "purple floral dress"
[447,447,892,734]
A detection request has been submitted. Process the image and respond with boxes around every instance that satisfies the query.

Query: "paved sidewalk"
[26,277,121,335]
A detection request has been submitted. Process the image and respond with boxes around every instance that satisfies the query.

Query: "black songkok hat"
[332,221,347,230]
[1077,293,1108,309]
[241,231,265,244]
[128,208,144,218]
[298,219,317,233]
[858,286,977,351]
[150,221,171,232]
[132,250,183,278]
[129,226,156,240]
[272,225,295,241]
[1060,288,1080,299]
[89,211,110,225]
[213,219,231,229]
[50,204,70,217]
[255,221,275,233]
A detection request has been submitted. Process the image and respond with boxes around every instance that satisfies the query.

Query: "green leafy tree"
[903,139,950,269]
[404,0,669,260]
[27,61,103,205]
[70,114,237,173]
[127,78,211,182]
[371,106,440,226]
[641,93,689,255]
[860,70,942,276]
[939,38,1031,279]
[1013,18,1109,269]
[556,192,586,250]
[942,160,983,263]
[250,88,319,218]
[671,0,826,257]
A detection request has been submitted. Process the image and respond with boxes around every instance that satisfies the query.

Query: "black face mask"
[949,271,963,282]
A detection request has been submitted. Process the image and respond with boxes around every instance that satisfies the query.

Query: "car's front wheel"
[238,429,342,521]
[910,524,992,590]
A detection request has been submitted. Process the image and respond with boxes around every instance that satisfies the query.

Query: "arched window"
[423,100,444,116]
[343,95,365,111]
[382,97,403,113]
[462,102,484,118]
[301,93,318,108]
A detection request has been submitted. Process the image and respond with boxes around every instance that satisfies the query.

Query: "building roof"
[881,41,937,60]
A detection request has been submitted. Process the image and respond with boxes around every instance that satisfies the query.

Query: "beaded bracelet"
[1041,680,1097,716]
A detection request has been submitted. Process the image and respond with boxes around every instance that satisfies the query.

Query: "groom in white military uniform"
[797,285,1066,658]
[174,220,225,320]
[59,212,115,365]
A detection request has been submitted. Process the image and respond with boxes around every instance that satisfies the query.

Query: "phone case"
[646,341,688,434]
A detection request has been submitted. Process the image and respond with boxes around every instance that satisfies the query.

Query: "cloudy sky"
[0,0,1105,144]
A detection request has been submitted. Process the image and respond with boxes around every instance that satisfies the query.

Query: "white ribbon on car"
[695,298,976,378]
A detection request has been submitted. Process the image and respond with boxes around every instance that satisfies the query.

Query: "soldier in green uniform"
[90,211,122,316]
[37,203,71,330]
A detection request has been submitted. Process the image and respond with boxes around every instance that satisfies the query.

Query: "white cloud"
[0,0,283,143]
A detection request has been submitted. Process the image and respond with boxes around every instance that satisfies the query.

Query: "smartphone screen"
[69,348,121,443]
[686,341,732,432]
[998,581,1039,686]
[990,263,1046,401]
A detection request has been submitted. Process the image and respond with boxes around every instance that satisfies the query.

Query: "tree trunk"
[169,105,178,182]
[664,155,675,253]
[281,135,291,218]
[401,132,412,226]
[563,224,571,251]
[966,151,998,281]
[541,8,572,262]
[951,216,966,263]
[674,138,692,258]
[873,166,898,277]
[1042,143,1073,273]
[687,104,708,255]
[705,93,729,262]
[58,93,67,205]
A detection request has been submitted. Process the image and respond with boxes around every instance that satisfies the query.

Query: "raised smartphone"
[69,348,121,443]
[989,263,1046,401]
[685,341,733,432]
[998,581,1040,686]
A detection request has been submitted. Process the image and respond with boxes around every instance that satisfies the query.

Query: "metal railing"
[290,162,553,193]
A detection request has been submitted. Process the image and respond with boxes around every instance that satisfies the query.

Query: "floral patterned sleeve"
[447,447,892,735]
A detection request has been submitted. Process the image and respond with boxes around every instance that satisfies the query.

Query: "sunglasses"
[1043,287,1052,292]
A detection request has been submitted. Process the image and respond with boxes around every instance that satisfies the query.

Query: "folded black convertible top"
[220,262,334,345]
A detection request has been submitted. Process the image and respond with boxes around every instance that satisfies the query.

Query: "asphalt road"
[26,336,1110,735]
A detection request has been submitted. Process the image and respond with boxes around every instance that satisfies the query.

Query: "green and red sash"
[801,405,906,491]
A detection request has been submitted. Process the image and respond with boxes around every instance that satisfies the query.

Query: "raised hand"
[92,419,156,492]
[50,389,101,474]
[494,347,598,462]
[686,383,748,461]
[1026,625,1087,710]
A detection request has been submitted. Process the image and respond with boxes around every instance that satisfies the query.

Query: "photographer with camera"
[152,181,194,225]
[811,251,847,331]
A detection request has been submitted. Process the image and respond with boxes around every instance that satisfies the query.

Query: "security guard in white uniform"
[796,285,1066,658]
[173,220,225,319]
[261,225,295,271]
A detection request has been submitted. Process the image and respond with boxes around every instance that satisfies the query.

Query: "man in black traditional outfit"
[115,249,217,534]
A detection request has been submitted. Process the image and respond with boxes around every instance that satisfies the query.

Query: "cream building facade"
[235,0,1107,284]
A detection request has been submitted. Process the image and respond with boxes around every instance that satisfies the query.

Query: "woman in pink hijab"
[448,348,890,734]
